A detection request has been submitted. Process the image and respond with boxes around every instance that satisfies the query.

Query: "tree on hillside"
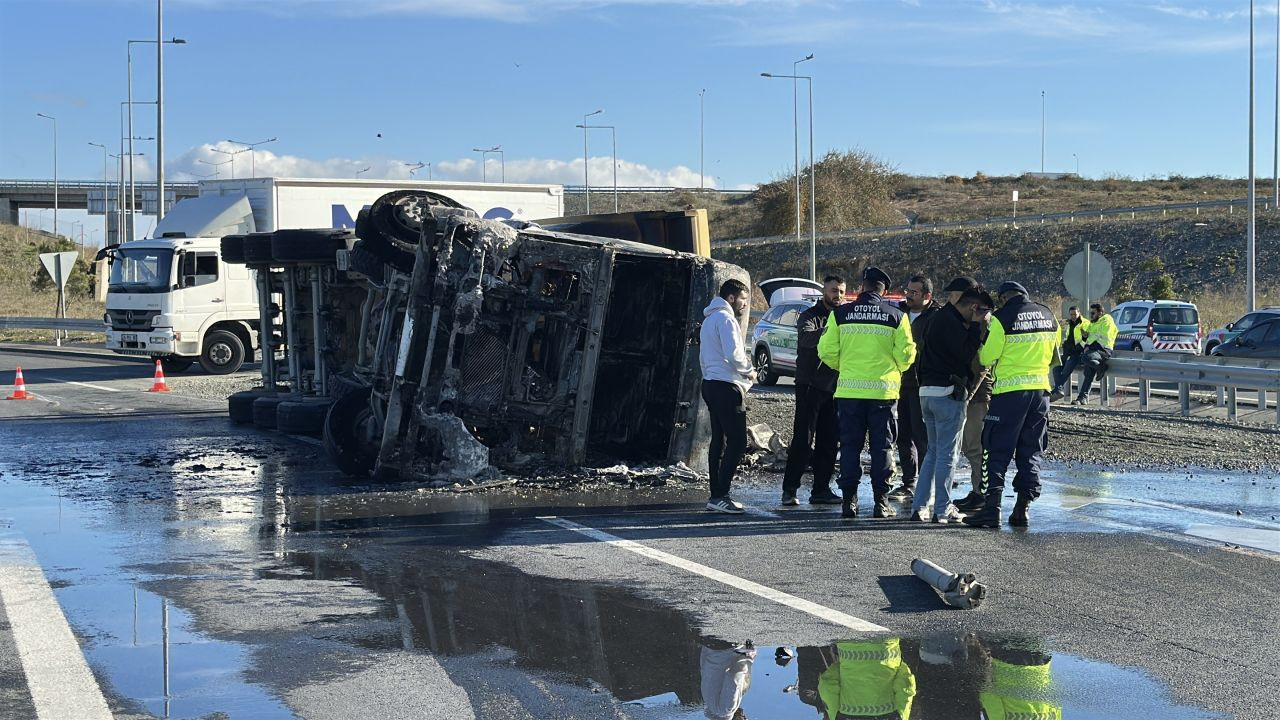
[754,150,902,237]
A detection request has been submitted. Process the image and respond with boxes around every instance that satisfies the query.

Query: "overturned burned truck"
[232,190,750,483]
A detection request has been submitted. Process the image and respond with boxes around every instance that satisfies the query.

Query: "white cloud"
[160,141,714,187]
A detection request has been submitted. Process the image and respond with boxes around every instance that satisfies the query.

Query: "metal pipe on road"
[911,558,986,609]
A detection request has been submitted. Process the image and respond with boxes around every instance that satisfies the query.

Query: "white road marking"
[55,380,122,393]
[538,516,888,632]
[0,537,113,720]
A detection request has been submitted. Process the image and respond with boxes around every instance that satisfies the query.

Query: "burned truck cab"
[324,193,749,483]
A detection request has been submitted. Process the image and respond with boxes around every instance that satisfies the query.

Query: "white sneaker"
[933,506,965,524]
[707,496,746,514]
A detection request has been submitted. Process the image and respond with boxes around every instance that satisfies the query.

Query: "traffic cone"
[146,359,172,393]
[6,366,32,400]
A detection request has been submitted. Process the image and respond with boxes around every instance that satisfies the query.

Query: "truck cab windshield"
[109,247,174,293]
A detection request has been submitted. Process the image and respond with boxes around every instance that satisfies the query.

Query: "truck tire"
[327,371,368,402]
[369,189,466,248]
[276,397,333,436]
[201,329,245,375]
[253,394,290,429]
[323,386,378,476]
[243,232,275,265]
[271,228,356,264]
[160,356,194,374]
[356,208,415,274]
[348,240,386,283]
[229,388,280,424]
[221,234,248,264]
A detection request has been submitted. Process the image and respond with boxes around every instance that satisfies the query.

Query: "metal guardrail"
[0,316,106,333]
[713,196,1266,250]
[1095,350,1280,423]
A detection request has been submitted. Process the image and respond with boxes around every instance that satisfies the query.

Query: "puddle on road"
[269,548,1221,720]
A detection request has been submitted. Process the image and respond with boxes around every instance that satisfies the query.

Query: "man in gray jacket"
[700,279,755,514]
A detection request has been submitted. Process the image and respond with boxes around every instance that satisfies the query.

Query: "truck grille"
[459,331,508,412]
[108,309,160,330]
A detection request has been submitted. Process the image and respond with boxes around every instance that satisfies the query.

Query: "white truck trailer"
[102,177,564,374]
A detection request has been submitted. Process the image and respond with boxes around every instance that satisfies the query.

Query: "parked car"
[750,299,815,385]
[1110,300,1201,354]
[1203,307,1280,354]
[1211,317,1280,358]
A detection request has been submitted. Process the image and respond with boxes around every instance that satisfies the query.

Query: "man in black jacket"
[781,275,846,506]
[888,275,940,503]
[909,288,994,523]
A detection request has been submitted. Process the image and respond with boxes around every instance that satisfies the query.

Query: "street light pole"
[582,109,602,213]
[129,37,185,235]
[212,147,250,179]
[89,142,110,244]
[761,72,817,280]
[793,54,813,244]
[1248,0,1257,312]
[36,113,57,237]
[699,88,706,191]
[404,161,424,178]
[1274,0,1278,208]
[228,137,275,178]
[1040,90,1046,174]
[198,158,230,179]
[576,127,617,211]
[1073,152,1079,176]
[156,0,167,220]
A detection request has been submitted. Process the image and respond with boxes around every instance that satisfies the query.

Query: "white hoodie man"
[699,278,755,514]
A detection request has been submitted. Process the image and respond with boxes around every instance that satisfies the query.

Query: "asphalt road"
[0,345,1277,720]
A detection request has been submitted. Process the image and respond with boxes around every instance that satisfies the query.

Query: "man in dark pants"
[700,279,755,515]
[1050,306,1088,402]
[818,267,917,519]
[781,275,846,507]
[964,282,1061,529]
[888,275,939,502]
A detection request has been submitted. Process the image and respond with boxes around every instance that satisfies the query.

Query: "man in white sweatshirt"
[700,278,755,514]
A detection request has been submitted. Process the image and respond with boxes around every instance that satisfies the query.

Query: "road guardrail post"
[1179,382,1191,417]
[1227,387,1238,421]
[1139,378,1150,410]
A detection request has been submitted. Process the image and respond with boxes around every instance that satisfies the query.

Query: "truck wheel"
[201,330,245,375]
[754,346,779,386]
[243,232,275,265]
[348,240,387,283]
[160,356,194,374]
[229,388,279,424]
[271,228,356,264]
[327,371,368,402]
[356,208,415,274]
[369,189,466,248]
[221,234,248,264]
[323,387,378,476]
[276,397,333,436]
[252,394,290,429]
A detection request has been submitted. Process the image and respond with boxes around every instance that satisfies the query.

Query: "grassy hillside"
[0,223,104,341]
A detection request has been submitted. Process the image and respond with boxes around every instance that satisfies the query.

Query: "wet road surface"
[0,346,1277,719]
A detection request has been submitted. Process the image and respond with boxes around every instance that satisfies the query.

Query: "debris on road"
[911,557,987,610]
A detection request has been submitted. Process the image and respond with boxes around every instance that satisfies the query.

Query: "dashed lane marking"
[0,537,112,720]
[538,515,888,632]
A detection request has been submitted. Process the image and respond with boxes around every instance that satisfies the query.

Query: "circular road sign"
[1063,249,1112,300]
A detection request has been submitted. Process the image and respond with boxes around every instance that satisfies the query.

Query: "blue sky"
[1,0,1277,206]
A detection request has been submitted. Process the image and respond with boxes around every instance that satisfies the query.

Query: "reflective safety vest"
[979,658,1063,720]
[818,292,917,401]
[817,639,916,720]
[980,295,1061,395]
[1084,313,1118,350]
[1069,317,1090,347]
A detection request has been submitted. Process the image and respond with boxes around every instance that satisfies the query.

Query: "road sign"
[39,251,79,289]
[1063,249,1111,300]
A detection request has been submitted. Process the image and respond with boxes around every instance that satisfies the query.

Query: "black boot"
[962,493,1002,528]
[1009,493,1031,527]
[954,491,985,512]
[873,495,897,518]
[841,493,857,519]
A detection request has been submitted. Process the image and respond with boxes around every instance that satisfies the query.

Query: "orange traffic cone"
[6,366,32,400]
[146,359,172,393]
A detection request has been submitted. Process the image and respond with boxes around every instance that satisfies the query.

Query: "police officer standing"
[963,282,1060,529]
[818,267,917,519]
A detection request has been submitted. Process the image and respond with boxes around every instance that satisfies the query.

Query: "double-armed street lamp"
[762,64,817,281]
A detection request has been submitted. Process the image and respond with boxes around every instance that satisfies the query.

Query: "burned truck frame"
[309,192,748,482]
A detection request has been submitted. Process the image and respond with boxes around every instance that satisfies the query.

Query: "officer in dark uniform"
[818,267,917,519]
[964,282,1060,528]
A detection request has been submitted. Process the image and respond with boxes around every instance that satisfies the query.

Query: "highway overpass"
[0,179,199,243]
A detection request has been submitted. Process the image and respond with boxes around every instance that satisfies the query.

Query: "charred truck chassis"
[313,193,749,483]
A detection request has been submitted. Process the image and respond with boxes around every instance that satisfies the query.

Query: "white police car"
[1109,300,1201,354]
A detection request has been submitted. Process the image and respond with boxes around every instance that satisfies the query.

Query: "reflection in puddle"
[283,550,1221,719]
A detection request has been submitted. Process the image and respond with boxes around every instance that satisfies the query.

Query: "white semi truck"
[102,177,564,374]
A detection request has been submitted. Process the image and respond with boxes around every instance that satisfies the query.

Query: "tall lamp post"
[1248,0,1257,312]
[1073,152,1079,176]
[89,142,110,244]
[581,109,602,212]
[129,36,185,232]
[198,158,231,179]
[472,146,503,182]
[576,126,617,211]
[404,161,425,178]
[1040,90,1046,174]
[211,146,250,179]
[227,137,276,178]
[36,113,57,238]
[762,71,817,281]
[699,88,706,191]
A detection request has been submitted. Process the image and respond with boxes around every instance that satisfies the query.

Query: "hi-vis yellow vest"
[818,293,917,401]
[980,296,1061,395]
